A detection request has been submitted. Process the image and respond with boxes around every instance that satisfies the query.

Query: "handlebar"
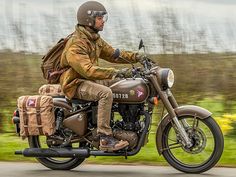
[132,57,157,77]
[116,54,157,78]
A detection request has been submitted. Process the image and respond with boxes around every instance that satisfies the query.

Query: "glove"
[114,68,132,78]
[136,53,146,64]
[136,53,156,64]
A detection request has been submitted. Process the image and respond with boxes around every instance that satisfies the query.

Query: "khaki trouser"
[75,79,119,136]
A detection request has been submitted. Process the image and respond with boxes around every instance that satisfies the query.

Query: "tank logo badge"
[130,90,135,96]
[137,90,144,98]
[113,93,129,99]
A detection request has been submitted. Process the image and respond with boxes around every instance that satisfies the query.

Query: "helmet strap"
[85,26,99,33]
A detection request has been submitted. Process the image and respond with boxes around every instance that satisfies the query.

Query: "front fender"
[156,105,212,155]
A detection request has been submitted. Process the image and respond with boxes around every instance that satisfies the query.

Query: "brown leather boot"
[99,135,129,152]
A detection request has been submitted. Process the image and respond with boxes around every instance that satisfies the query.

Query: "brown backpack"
[41,34,72,84]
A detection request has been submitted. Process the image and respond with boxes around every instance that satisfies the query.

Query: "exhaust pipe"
[15,148,90,158]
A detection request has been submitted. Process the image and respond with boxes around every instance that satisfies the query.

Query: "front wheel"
[160,116,224,173]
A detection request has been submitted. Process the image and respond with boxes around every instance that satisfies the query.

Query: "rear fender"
[53,97,72,110]
[53,97,73,117]
[156,105,212,155]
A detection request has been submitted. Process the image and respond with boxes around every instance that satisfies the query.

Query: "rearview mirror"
[138,39,144,50]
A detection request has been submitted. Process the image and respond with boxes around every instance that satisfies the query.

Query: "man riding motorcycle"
[60,1,145,152]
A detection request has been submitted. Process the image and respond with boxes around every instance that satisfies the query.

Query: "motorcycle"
[12,40,224,173]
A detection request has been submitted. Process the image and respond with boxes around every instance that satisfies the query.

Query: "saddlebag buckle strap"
[36,96,44,135]
[22,96,29,137]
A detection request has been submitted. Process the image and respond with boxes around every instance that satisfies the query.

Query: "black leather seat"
[52,95,92,105]
[67,98,91,105]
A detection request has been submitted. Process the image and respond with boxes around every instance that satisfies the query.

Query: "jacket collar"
[75,25,100,41]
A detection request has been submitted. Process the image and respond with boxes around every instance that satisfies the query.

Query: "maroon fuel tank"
[110,78,150,103]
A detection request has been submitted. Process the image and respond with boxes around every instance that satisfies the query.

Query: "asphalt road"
[0,162,236,177]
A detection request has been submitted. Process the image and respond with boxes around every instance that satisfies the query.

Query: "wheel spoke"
[162,142,182,151]
[163,131,178,143]
[202,149,211,157]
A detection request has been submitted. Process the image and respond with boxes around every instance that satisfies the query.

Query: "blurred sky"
[0,0,236,54]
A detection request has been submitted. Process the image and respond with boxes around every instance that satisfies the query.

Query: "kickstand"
[124,147,128,159]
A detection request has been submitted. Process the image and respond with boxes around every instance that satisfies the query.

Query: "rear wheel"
[28,136,85,170]
[28,100,85,170]
[160,116,224,173]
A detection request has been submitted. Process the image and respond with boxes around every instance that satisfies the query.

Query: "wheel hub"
[181,127,207,154]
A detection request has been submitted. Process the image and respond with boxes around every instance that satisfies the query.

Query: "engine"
[115,104,142,131]
[112,104,143,149]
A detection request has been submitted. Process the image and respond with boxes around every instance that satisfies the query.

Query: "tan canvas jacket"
[60,25,138,99]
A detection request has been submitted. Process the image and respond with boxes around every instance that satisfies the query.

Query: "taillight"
[12,109,20,134]
[13,109,19,117]
[12,109,20,124]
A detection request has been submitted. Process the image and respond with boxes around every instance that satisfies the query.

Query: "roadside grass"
[0,132,235,166]
[0,133,36,162]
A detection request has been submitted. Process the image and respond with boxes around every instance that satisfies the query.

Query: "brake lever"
[143,60,148,70]
[146,57,156,65]
[132,67,143,78]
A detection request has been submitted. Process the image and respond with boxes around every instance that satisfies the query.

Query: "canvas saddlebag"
[39,84,64,96]
[17,95,55,138]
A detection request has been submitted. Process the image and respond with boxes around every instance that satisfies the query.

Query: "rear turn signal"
[12,110,20,124]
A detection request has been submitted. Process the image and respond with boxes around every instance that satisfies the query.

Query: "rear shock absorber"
[56,108,64,131]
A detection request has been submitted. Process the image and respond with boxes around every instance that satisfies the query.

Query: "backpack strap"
[58,85,62,93]
[22,96,29,137]
[48,67,69,80]
[36,96,44,135]
[65,33,74,40]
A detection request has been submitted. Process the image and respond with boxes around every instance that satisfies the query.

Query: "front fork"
[166,89,190,130]
[150,74,192,148]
